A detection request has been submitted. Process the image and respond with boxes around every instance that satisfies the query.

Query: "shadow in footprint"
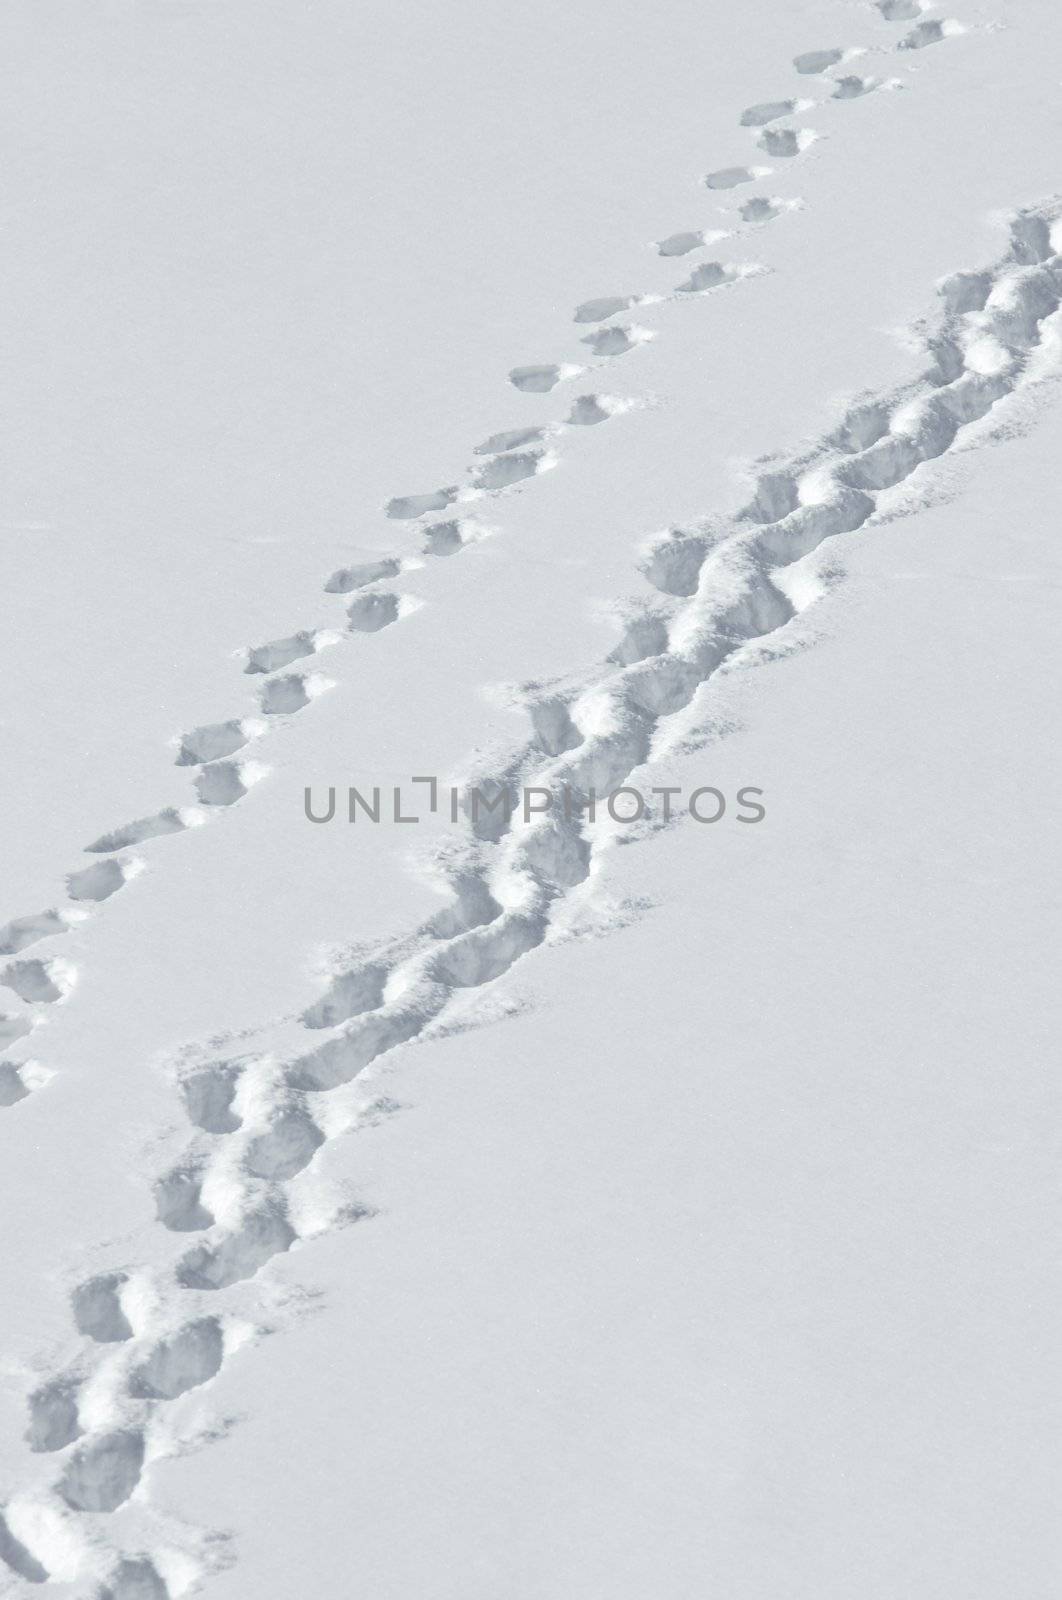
[72,1273,133,1342]
[129,1317,225,1400]
[347,592,400,632]
[704,166,767,190]
[793,47,844,73]
[155,1167,215,1231]
[324,558,401,595]
[386,489,456,520]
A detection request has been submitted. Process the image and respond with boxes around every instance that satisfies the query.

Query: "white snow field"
[1,0,1060,1594]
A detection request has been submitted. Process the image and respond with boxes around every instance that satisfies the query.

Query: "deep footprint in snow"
[59,1428,145,1512]
[347,592,400,632]
[86,808,199,853]
[567,394,626,425]
[129,1317,225,1400]
[258,673,332,715]
[580,324,654,358]
[71,1273,133,1342]
[180,1060,243,1133]
[832,74,888,99]
[303,963,388,1029]
[244,629,322,674]
[473,450,550,493]
[572,294,643,323]
[0,910,69,956]
[877,0,924,15]
[194,760,265,807]
[473,425,548,455]
[739,97,812,125]
[155,1166,215,1231]
[756,126,818,158]
[67,858,138,902]
[176,1209,296,1290]
[26,1380,81,1452]
[243,1107,325,1181]
[655,229,716,258]
[793,47,845,74]
[99,1558,170,1600]
[508,363,583,393]
[422,518,483,557]
[675,261,745,295]
[704,165,770,190]
[1,957,75,1004]
[386,488,457,520]
[898,18,962,48]
[175,719,259,767]
[324,556,401,594]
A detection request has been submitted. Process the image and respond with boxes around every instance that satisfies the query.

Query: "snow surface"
[1,0,1060,1595]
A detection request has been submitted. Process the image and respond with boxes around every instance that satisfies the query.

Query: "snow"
[1,0,1059,1595]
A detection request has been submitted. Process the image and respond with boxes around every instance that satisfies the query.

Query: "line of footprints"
[1,192,1056,1596]
[1,0,969,1113]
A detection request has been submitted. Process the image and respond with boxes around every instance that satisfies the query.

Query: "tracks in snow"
[4,199,1059,1594]
[0,0,974,1105]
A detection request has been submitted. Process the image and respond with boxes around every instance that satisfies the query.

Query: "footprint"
[793,47,845,74]
[385,488,457,520]
[1,957,76,1004]
[739,98,812,126]
[898,18,962,48]
[347,592,400,632]
[675,261,745,295]
[194,760,265,807]
[474,425,548,455]
[738,195,799,224]
[508,363,583,393]
[26,1380,81,1452]
[938,270,992,313]
[580,324,654,358]
[1009,214,1053,266]
[756,127,818,158]
[71,1273,133,1342]
[67,858,139,902]
[832,74,887,98]
[244,629,322,674]
[86,808,201,853]
[567,394,626,425]
[324,557,401,594]
[258,672,331,715]
[59,1428,145,1512]
[656,230,710,258]
[176,1208,296,1290]
[704,165,771,190]
[129,1317,225,1400]
[422,521,470,560]
[473,450,551,492]
[0,1062,29,1107]
[573,295,642,323]
[303,963,388,1029]
[176,719,259,766]
[0,910,69,956]
[181,1060,243,1133]
[99,1557,169,1599]
[243,1106,324,1181]
[154,1166,215,1231]
[877,0,924,15]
